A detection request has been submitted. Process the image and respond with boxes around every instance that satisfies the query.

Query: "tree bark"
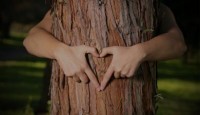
[50,0,158,115]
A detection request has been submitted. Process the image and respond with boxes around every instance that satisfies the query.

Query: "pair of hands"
[55,44,145,91]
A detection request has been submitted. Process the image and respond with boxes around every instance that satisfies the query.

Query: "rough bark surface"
[50,0,158,115]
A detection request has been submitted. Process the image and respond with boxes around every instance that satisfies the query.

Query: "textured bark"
[50,0,158,115]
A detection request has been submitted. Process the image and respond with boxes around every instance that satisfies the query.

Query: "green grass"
[0,60,46,113]
[0,33,48,115]
[0,32,199,115]
[157,60,200,115]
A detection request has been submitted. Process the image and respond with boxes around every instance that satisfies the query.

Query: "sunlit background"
[0,0,199,115]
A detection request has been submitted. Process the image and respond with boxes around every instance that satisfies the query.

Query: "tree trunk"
[50,0,158,115]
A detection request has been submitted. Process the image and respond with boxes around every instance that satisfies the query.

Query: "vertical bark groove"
[50,0,158,115]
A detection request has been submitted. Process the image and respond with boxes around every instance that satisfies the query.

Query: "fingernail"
[100,86,104,91]
[97,87,101,92]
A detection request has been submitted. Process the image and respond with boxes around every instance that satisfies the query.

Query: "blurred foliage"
[0,0,50,38]
[157,60,200,115]
[0,0,50,24]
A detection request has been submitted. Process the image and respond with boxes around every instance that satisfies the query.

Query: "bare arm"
[140,4,187,61]
[23,11,101,90]
[100,4,187,90]
[23,11,61,59]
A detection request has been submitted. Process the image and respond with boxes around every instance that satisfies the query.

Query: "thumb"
[84,46,99,57]
[100,47,114,57]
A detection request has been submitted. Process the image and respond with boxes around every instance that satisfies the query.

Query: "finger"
[77,72,89,83]
[73,74,81,83]
[100,47,114,57]
[121,73,126,78]
[100,65,114,90]
[66,75,73,78]
[127,68,135,78]
[114,71,120,79]
[121,65,130,78]
[127,65,138,77]
[84,46,99,57]
[127,71,134,78]
[85,67,100,91]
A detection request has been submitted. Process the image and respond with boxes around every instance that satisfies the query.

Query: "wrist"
[131,44,147,62]
[53,42,70,60]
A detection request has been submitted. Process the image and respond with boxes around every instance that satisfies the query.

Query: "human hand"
[99,45,145,90]
[54,44,101,91]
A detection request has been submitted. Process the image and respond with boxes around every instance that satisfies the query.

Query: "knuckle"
[114,67,121,72]
[121,71,127,76]
[122,68,129,74]
[65,72,74,77]
[114,74,120,78]
[126,74,132,78]
[74,79,81,83]
[81,64,88,69]
[121,73,126,77]
[82,79,89,84]
[75,68,83,74]
[127,70,135,78]
[82,81,87,84]
[91,47,96,52]
[70,72,75,76]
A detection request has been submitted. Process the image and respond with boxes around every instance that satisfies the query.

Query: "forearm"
[23,27,65,59]
[138,28,187,61]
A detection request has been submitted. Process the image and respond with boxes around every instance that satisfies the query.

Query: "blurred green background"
[0,0,199,115]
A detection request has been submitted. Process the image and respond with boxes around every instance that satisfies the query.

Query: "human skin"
[23,4,187,91]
